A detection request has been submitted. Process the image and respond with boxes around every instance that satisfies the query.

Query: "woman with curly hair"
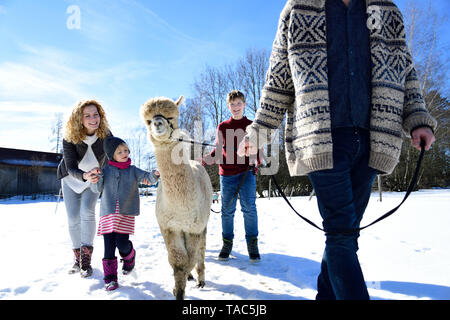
[57,99,112,277]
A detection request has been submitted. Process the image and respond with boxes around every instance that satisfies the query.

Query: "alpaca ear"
[175,96,185,107]
[139,103,149,122]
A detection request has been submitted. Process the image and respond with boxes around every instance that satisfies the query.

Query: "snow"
[0,189,449,300]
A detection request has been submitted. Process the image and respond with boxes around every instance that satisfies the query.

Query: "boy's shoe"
[68,248,81,274]
[120,242,136,275]
[103,257,119,291]
[218,238,233,261]
[80,245,94,277]
[247,237,261,262]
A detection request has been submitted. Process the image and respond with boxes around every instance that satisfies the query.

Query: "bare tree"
[124,126,155,170]
[194,65,230,128]
[178,96,206,137]
[237,48,270,118]
[404,0,449,106]
[49,112,63,153]
[383,1,450,191]
[193,49,270,127]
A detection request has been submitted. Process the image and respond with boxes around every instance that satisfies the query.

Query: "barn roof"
[0,147,62,168]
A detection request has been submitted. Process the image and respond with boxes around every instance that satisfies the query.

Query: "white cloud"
[0,62,86,103]
[0,100,73,152]
[121,0,207,46]
[0,42,158,103]
[0,42,158,152]
[71,0,207,47]
[0,101,71,118]
[0,44,95,104]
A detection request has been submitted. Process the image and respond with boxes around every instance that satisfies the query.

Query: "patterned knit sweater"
[246,0,436,176]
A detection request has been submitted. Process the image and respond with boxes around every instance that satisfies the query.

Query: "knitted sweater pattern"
[247,0,436,176]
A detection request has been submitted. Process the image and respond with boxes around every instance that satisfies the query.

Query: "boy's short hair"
[227,90,246,104]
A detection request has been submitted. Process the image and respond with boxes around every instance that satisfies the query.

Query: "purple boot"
[120,242,135,275]
[102,257,119,291]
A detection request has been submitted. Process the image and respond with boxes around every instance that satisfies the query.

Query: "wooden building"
[0,147,62,198]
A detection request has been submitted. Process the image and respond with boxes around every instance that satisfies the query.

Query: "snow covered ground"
[0,189,449,300]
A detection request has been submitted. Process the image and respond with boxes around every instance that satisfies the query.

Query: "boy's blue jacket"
[90,165,158,217]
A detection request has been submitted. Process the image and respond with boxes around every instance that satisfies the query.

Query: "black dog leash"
[271,142,426,235]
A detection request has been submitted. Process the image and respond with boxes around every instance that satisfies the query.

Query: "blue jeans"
[61,179,99,249]
[220,170,258,242]
[308,127,378,300]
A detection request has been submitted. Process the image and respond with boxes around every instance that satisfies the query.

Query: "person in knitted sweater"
[239,0,436,299]
[90,136,159,291]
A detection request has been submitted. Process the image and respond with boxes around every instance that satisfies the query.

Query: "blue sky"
[0,0,449,152]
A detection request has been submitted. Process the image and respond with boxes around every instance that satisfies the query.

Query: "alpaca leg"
[173,265,188,300]
[195,228,207,288]
[184,228,206,288]
[184,232,201,282]
[176,230,204,284]
[162,229,189,300]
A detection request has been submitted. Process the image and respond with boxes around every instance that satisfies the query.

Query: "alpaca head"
[140,96,184,144]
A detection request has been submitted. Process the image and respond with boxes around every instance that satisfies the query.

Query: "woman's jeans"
[308,127,378,300]
[220,170,258,242]
[62,179,99,249]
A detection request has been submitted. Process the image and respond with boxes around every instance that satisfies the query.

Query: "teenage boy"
[202,90,261,262]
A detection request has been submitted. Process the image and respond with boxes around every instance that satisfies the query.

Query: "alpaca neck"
[154,142,191,197]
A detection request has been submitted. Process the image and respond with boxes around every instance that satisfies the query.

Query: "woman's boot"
[68,248,81,274]
[80,245,94,278]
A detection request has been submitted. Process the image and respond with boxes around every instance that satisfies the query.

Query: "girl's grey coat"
[90,165,158,217]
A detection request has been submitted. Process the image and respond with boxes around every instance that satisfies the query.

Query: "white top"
[62,134,100,194]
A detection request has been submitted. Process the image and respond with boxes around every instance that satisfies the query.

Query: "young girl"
[90,136,159,291]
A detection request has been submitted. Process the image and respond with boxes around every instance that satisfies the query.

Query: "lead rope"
[271,141,426,235]
[176,135,426,234]
[173,136,249,214]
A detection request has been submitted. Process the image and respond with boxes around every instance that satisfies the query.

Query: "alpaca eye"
[167,117,173,121]
[147,120,152,125]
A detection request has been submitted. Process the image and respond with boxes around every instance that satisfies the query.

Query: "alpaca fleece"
[141,96,212,299]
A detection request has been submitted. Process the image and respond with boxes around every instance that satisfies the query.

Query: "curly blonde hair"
[64,100,111,144]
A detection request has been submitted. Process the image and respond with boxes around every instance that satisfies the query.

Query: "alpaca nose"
[153,118,164,128]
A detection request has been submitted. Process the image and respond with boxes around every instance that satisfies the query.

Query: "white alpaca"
[140,96,212,300]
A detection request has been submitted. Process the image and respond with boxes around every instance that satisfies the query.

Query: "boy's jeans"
[308,127,378,300]
[220,171,258,242]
